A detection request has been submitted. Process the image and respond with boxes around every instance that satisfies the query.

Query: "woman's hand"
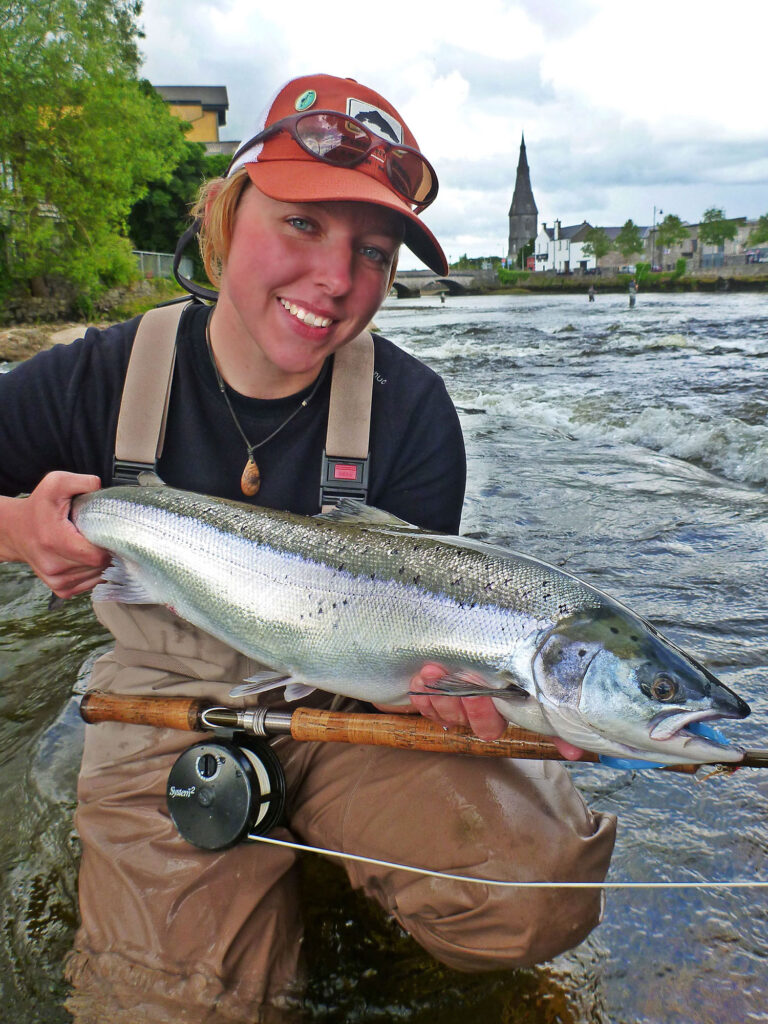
[0,471,110,598]
[374,662,586,758]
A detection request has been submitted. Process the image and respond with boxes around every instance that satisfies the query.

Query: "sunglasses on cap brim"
[228,110,439,212]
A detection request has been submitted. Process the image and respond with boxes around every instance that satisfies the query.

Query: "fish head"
[531,608,750,763]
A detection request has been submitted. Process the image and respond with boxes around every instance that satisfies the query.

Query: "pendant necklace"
[205,313,327,497]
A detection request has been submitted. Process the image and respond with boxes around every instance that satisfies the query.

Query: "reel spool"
[166,735,286,850]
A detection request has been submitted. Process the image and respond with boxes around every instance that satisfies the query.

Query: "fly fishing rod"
[79,691,768,851]
[79,690,768,769]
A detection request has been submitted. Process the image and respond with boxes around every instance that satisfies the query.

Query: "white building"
[534,220,595,273]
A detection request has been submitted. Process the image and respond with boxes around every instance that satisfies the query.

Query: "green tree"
[0,0,187,303]
[747,213,768,247]
[128,146,230,279]
[698,208,738,249]
[614,219,644,261]
[581,226,613,263]
[656,213,690,252]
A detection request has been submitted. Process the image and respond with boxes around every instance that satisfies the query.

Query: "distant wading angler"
[0,74,616,1022]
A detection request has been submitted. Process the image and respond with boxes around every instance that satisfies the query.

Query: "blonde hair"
[191,168,251,288]
[191,168,403,294]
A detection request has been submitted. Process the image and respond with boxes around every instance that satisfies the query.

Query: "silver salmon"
[71,481,750,765]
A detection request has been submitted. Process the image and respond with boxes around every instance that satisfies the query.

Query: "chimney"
[554,219,561,240]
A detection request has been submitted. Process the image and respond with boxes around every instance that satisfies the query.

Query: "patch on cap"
[347,98,403,145]
[295,89,317,111]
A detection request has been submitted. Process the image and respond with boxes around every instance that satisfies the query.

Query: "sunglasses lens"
[295,113,371,165]
[292,113,437,207]
[387,148,436,205]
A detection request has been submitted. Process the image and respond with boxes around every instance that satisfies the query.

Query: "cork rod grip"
[79,691,206,732]
[287,707,595,760]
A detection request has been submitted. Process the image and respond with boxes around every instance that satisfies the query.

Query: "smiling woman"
[0,71,615,1023]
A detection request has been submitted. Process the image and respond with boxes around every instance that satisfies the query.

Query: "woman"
[0,74,615,1022]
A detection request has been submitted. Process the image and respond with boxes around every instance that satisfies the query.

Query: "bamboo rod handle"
[80,691,206,732]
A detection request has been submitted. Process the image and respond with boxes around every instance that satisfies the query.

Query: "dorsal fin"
[137,471,166,488]
[314,499,420,531]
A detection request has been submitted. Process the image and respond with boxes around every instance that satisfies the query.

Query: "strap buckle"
[319,452,369,507]
[112,458,156,486]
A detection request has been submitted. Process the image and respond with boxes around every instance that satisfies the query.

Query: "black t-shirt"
[0,302,465,532]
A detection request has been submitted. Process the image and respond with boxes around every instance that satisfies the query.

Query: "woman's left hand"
[373,662,586,757]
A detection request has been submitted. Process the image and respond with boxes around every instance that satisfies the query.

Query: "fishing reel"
[166,734,286,850]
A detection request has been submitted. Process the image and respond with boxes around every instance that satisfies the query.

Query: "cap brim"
[244,162,449,276]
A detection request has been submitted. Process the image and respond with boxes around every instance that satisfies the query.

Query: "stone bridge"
[391,269,497,297]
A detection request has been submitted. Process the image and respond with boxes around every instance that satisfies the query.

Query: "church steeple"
[508,134,538,262]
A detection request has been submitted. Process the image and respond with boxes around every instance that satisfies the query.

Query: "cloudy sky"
[138,0,766,269]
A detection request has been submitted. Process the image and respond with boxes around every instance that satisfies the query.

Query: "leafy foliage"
[581,226,613,262]
[614,219,644,260]
[747,213,768,247]
[698,208,738,248]
[0,0,187,301]
[656,213,690,252]
[497,268,530,285]
[128,146,231,280]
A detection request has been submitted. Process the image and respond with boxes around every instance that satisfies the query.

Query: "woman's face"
[216,185,402,391]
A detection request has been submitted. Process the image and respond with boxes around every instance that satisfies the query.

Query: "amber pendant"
[241,456,261,496]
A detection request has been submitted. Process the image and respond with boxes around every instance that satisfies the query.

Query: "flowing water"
[1,291,767,1023]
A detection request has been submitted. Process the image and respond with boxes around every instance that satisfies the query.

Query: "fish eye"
[650,673,679,702]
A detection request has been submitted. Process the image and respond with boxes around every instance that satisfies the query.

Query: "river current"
[1,290,767,1022]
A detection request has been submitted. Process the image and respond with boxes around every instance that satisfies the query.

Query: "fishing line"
[252,834,768,890]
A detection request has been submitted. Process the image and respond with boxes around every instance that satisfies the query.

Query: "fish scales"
[71,483,751,763]
[75,487,558,690]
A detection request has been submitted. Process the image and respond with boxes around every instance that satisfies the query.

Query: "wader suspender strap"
[112,303,375,510]
[112,301,191,485]
[320,330,374,511]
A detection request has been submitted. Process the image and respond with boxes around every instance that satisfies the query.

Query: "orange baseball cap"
[227,74,448,275]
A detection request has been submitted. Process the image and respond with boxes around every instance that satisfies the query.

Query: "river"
[1,290,767,1022]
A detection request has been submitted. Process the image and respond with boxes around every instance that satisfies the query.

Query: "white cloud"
[138,0,768,268]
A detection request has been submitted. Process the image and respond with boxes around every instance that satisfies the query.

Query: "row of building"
[507,137,766,273]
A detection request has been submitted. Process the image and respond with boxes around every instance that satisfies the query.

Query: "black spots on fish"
[413,573,421,584]
[610,626,620,635]
[484,582,494,592]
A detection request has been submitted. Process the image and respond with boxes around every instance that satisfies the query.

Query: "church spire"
[508,134,537,218]
[507,134,538,262]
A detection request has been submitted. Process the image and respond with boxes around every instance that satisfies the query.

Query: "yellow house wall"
[167,104,219,142]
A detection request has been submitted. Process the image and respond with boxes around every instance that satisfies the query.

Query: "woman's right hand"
[0,471,110,598]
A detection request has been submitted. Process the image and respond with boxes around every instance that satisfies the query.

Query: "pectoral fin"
[229,673,316,702]
[410,673,529,700]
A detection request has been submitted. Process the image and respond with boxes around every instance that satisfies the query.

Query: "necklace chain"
[204,311,326,494]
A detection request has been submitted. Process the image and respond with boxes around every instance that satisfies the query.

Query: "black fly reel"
[166,734,286,850]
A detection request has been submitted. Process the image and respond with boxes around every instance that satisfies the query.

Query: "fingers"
[409,663,507,741]
[11,472,110,596]
[549,736,586,761]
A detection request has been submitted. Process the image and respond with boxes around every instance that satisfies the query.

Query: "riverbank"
[0,280,187,363]
[493,268,768,295]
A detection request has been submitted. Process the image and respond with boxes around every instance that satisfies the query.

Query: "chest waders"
[108,300,377,848]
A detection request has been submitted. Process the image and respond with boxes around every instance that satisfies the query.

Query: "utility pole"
[651,206,663,269]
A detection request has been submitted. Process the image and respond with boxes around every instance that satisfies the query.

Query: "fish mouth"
[649,708,745,753]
